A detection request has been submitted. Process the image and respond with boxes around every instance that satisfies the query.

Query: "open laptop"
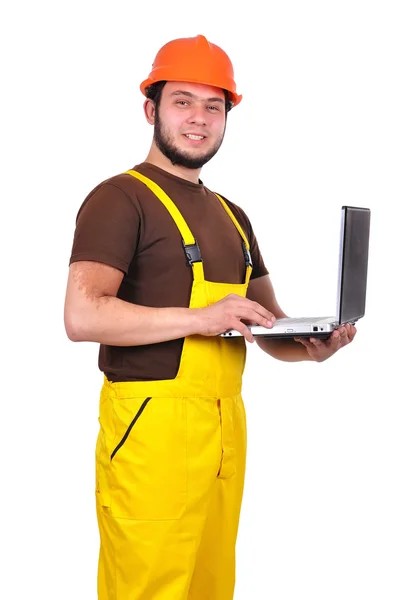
[221,205,371,339]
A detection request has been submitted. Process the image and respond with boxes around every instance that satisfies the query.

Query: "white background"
[1,1,419,598]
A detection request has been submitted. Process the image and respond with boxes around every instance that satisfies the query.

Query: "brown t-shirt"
[69,162,269,381]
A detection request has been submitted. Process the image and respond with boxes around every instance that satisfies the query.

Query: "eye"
[208,105,221,112]
[176,100,189,106]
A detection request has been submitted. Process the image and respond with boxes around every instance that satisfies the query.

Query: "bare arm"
[64,261,200,345]
[64,261,276,346]
[246,275,314,362]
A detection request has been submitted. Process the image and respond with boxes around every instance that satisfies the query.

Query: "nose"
[187,104,207,126]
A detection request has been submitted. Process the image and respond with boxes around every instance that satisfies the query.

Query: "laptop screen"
[336,206,371,324]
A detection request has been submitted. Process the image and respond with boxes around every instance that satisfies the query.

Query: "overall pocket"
[109,396,187,521]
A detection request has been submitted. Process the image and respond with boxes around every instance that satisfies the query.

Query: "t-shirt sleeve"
[69,182,141,274]
[224,199,269,280]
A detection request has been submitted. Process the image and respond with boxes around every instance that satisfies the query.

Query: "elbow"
[64,308,89,342]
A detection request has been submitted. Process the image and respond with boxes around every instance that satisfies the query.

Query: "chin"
[179,146,208,159]
[179,140,210,151]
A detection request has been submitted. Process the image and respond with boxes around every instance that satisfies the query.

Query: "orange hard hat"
[140,34,242,107]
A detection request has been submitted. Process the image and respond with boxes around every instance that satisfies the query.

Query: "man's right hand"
[195,293,276,343]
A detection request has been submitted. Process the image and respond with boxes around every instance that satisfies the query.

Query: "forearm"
[65,295,201,346]
[256,337,314,362]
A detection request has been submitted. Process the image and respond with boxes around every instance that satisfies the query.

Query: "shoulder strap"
[125,169,205,282]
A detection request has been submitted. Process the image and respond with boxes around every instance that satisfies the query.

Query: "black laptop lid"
[338,206,371,324]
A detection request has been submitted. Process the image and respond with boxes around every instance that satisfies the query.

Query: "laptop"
[221,205,371,339]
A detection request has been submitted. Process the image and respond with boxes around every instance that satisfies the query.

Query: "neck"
[144,143,202,184]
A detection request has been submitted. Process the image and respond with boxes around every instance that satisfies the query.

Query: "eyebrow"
[170,90,225,104]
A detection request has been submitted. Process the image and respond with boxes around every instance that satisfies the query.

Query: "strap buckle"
[182,240,202,266]
[242,241,253,268]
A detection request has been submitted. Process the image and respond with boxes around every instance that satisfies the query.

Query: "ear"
[143,99,156,125]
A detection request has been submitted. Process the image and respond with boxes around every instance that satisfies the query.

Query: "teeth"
[185,134,204,140]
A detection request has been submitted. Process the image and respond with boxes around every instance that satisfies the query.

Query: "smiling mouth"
[184,134,206,141]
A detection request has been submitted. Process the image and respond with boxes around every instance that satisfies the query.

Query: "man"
[64,34,356,600]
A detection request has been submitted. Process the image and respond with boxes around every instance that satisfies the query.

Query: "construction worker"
[64,34,356,600]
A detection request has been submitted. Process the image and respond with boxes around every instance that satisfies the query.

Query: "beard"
[153,110,225,169]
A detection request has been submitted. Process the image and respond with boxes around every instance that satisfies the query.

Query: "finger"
[309,337,325,346]
[335,336,348,348]
[327,329,342,345]
[339,327,351,345]
[247,300,276,324]
[240,308,275,329]
[294,336,311,346]
[234,321,254,343]
[323,330,341,351]
[348,325,357,341]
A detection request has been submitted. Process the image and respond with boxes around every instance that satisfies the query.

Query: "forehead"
[163,81,225,101]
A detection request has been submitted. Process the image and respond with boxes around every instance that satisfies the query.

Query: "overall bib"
[95,170,253,600]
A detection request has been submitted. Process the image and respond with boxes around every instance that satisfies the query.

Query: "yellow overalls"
[95,170,253,600]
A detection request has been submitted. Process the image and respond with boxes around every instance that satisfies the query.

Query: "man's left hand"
[294,323,357,362]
